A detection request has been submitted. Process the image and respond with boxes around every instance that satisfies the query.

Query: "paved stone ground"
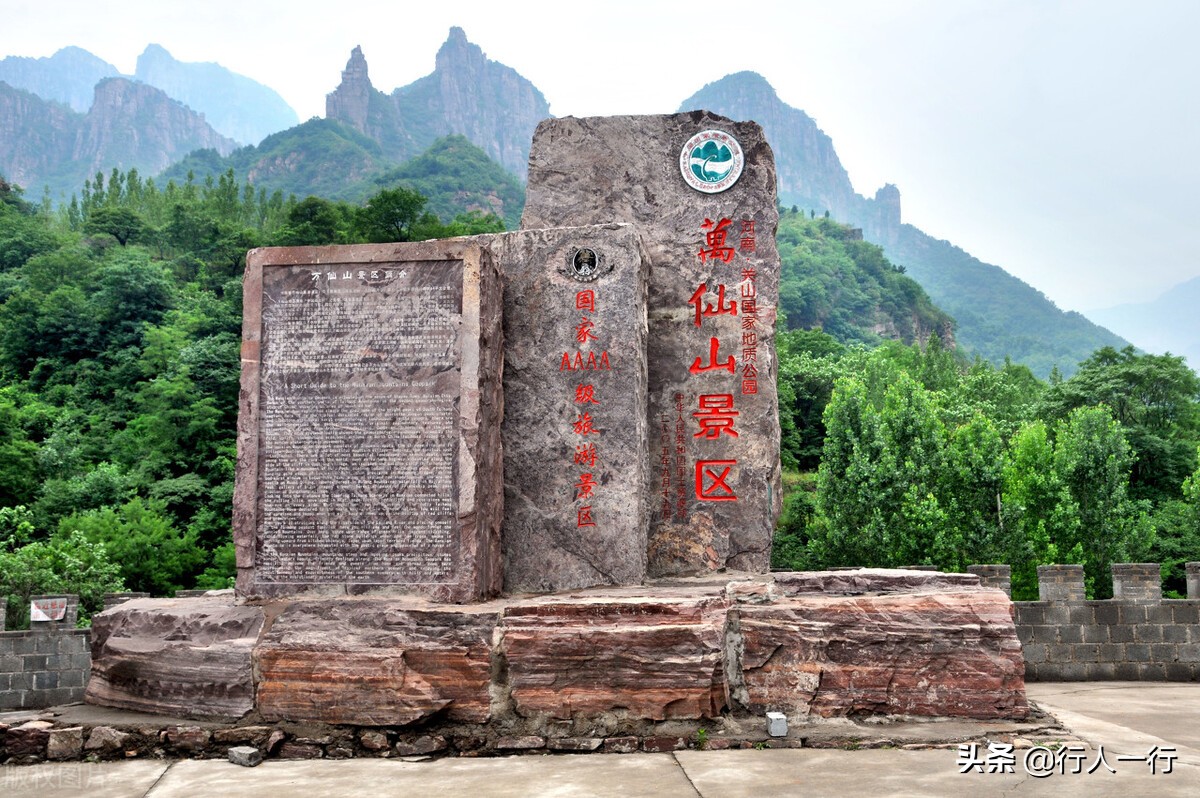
[2,683,1198,797]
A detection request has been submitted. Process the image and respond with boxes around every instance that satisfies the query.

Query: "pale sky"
[4,0,1199,314]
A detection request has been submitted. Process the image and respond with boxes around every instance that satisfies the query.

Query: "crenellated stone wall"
[972,562,1200,681]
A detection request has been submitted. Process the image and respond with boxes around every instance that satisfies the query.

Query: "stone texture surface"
[502,590,729,721]
[83,573,1029,728]
[522,113,781,578]
[256,599,498,726]
[83,725,133,754]
[85,596,263,719]
[45,726,83,760]
[235,241,503,602]
[733,580,1027,720]
[488,224,650,592]
[227,745,263,767]
[394,735,448,756]
[6,721,51,757]
[772,569,981,596]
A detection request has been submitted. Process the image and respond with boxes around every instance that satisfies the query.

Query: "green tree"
[84,206,147,246]
[354,187,427,242]
[58,498,205,595]
[1052,406,1154,597]
[1039,346,1200,502]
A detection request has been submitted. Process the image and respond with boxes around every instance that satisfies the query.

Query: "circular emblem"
[570,248,601,282]
[680,130,744,193]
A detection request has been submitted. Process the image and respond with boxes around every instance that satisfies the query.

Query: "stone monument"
[233,240,504,603]
[521,113,782,577]
[492,224,650,592]
[83,113,1028,737]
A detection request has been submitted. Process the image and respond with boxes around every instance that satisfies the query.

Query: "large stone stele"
[488,224,650,593]
[234,241,503,603]
[521,112,782,578]
[85,595,264,720]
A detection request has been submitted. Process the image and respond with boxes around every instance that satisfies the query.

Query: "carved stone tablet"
[521,113,782,577]
[490,224,650,592]
[234,241,503,602]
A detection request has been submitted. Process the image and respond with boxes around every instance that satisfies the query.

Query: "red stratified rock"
[502,590,729,721]
[737,573,1027,720]
[256,599,498,726]
[86,595,264,719]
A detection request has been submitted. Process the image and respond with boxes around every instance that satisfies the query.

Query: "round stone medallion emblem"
[680,129,744,193]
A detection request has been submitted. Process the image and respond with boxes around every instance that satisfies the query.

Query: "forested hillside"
[164,131,524,226]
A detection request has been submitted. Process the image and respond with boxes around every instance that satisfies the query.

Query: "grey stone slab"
[522,113,782,578]
[492,224,650,591]
[235,242,504,602]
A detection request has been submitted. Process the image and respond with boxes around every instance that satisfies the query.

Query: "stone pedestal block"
[489,224,650,592]
[256,599,498,726]
[85,596,264,719]
[521,113,782,578]
[502,589,729,721]
[734,577,1027,720]
[1188,562,1200,600]
[235,241,504,602]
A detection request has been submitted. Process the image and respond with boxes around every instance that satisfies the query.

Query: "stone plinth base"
[85,570,1027,727]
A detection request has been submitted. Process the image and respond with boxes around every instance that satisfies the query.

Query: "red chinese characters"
[739,217,759,395]
[568,289,604,527]
[697,218,736,263]
[687,219,743,503]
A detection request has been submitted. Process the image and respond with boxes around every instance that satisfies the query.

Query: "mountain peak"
[435,26,486,72]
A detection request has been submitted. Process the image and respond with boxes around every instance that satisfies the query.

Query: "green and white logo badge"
[680,130,744,193]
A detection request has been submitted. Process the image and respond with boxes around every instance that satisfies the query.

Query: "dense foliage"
[776,210,951,346]
[774,331,1200,598]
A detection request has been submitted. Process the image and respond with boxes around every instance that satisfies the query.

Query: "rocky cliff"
[0,46,119,113]
[0,78,235,200]
[326,28,549,179]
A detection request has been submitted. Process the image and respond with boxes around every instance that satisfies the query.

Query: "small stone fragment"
[266,729,286,753]
[7,721,53,757]
[547,738,603,752]
[602,736,640,754]
[642,736,687,753]
[84,726,133,755]
[359,731,390,751]
[394,735,447,756]
[495,735,545,750]
[766,712,788,737]
[228,746,263,767]
[167,726,211,752]
[46,727,84,760]
[277,742,323,759]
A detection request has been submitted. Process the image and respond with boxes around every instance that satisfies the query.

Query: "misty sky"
[5,0,1198,315]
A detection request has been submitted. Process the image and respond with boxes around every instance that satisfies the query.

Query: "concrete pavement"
[3,682,1198,797]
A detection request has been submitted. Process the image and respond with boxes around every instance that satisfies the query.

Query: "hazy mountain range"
[2,28,1187,376]
[1087,278,1200,370]
[0,44,297,145]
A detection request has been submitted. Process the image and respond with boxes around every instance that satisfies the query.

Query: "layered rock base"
[80,570,1026,742]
